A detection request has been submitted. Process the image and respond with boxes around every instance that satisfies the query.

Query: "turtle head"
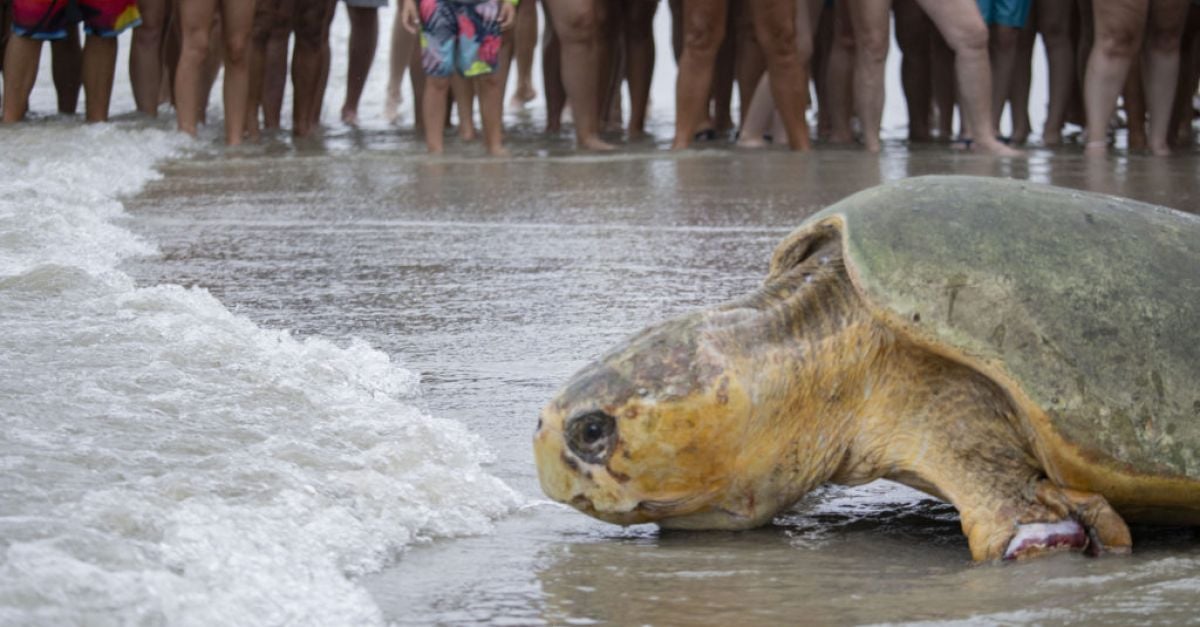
[534,312,790,530]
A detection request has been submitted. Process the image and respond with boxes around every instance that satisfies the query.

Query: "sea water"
[0,124,519,624]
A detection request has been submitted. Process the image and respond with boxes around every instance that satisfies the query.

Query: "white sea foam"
[0,123,522,625]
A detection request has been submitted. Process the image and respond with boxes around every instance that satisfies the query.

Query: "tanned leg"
[262,0,291,129]
[132,0,169,115]
[508,0,538,108]
[826,0,855,143]
[847,0,890,152]
[541,8,566,132]
[51,27,83,114]
[3,35,43,122]
[477,71,509,156]
[218,0,254,145]
[1038,0,1073,145]
[451,74,477,140]
[293,0,335,137]
[423,75,452,153]
[385,8,415,123]
[1009,16,1035,145]
[544,0,613,150]
[82,34,118,122]
[989,24,1020,138]
[342,6,379,125]
[894,0,933,142]
[673,0,727,149]
[626,0,657,138]
[1142,0,1189,155]
[1123,57,1147,150]
[175,0,217,135]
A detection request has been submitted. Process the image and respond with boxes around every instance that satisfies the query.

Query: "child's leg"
[423,76,452,152]
[476,71,507,155]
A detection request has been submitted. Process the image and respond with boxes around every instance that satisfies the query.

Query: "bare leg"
[813,3,833,139]
[3,35,43,122]
[509,0,539,108]
[51,27,83,114]
[894,0,933,141]
[385,8,415,123]
[342,6,379,125]
[1037,0,1073,144]
[1083,0,1147,155]
[477,71,509,156]
[422,75,452,153]
[451,74,477,140]
[733,2,765,126]
[1142,0,1189,155]
[197,17,224,124]
[826,0,855,143]
[753,0,813,150]
[673,0,727,149]
[262,1,290,129]
[176,0,218,135]
[989,24,1020,137]
[1009,16,1035,145]
[409,42,426,130]
[541,12,567,132]
[544,0,613,150]
[847,0,890,152]
[245,0,275,140]
[626,0,657,138]
[217,0,253,145]
[81,35,118,122]
[132,0,169,115]
[931,29,956,139]
[711,5,736,133]
[293,0,334,137]
[919,0,1022,155]
[738,74,775,147]
[1168,4,1199,146]
[1123,58,1147,150]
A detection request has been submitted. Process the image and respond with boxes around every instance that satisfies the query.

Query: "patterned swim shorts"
[419,0,503,78]
[12,0,141,40]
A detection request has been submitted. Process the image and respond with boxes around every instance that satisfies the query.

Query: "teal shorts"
[976,0,1031,28]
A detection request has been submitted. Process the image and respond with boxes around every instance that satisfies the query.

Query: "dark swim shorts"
[12,0,141,40]
[419,0,503,78]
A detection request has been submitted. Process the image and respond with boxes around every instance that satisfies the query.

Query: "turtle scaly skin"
[534,177,1199,561]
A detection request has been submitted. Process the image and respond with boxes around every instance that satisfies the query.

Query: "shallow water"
[116,135,1200,625]
[3,6,1200,625]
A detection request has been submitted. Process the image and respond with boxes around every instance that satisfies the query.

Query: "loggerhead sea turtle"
[533,176,1200,561]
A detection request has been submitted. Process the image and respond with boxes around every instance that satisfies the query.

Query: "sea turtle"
[533,176,1200,561]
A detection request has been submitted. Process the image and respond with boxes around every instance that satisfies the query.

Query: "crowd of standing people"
[1,0,1198,157]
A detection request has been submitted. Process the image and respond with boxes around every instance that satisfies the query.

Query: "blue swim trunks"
[976,0,1031,28]
[419,0,503,78]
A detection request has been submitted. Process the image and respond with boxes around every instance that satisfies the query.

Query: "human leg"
[920,0,1022,155]
[893,0,932,141]
[293,0,335,137]
[2,35,43,122]
[673,0,727,149]
[989,24,1019,136]
[847,0,890,152]
[540,11,567,131]
[544,0,612,149]
[1142,0,1189,155]
[385,7,414,122]
[423,76,452,152]
[1008,14,1035,144]
[509,0,538,107]
[132,0,169,115]
[753,0,814,150]
[81,34,117,122]
[217,0,253,144]
[1083,0,1147,154]
[826,0,855,143]
[451,73,477,140]
[342,4,380,125]
[625,0,657,138]
[51,26,82,114]
[1037,0,1073,144]
[175,0,217,135]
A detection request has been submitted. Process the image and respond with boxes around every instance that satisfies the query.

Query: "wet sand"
[122,130,1200,625]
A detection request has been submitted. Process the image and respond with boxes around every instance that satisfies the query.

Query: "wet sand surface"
[122,129,1200,625]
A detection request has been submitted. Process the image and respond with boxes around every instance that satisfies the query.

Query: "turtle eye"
[565,411,617,465]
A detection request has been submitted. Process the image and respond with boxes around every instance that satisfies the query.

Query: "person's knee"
[1097,25,1140,58]
[754,17,799,61]
[683,22,725,57]
[133,23,164,47]
[953,20,989,55]
[225,35,250,66]
[1145,25,1184,55]
[855,31,888,64]
[555,7,599,44]
[180,30,211,61]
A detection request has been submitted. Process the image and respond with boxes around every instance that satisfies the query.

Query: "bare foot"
[384,91,400,124]
[1042,129,1062,146]
[1084,140,1108,157]
[737,135,768,149]
[627,128,647,141]
[1149,142,1171,157]
[1128,130,1147,152]
[863,136,882,153]
[341,108,359,126]
[486,144,511,157]
[508,83,537,109]
[972,137,1023,157]
[580,135,616,151]
[459,125,477,142]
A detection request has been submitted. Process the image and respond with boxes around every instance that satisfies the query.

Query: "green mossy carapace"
[535,176,1200,561]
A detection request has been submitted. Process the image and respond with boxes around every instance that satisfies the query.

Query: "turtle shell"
[768,176,1200,511]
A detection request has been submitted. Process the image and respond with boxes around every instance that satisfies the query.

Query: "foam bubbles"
[0,122,521,624]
